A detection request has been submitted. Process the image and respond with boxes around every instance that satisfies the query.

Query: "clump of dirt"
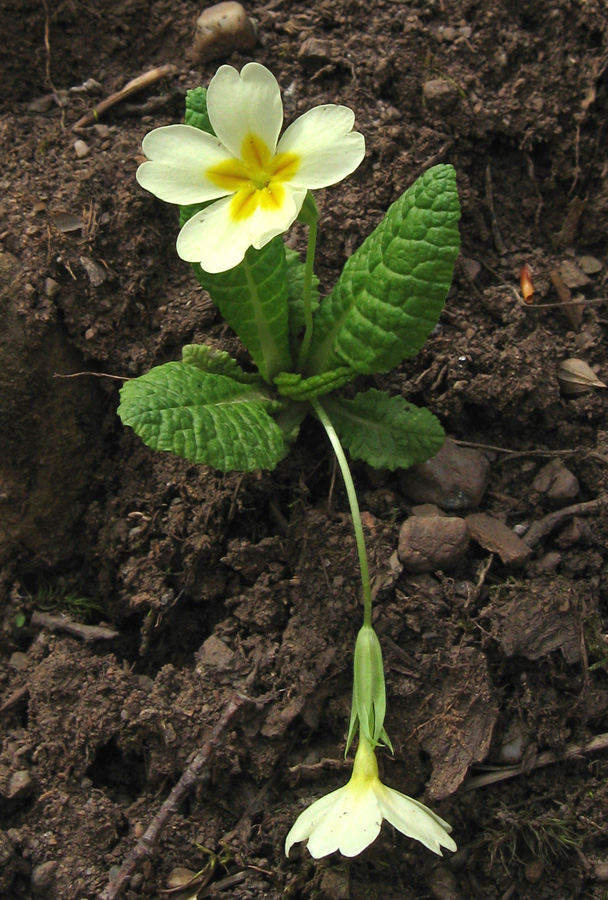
[1,1,608,899]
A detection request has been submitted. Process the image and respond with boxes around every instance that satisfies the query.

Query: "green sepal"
[285,248,319,340]
[346,624,393,755]
[118,362,286,472]
[188,238,293,385]
[323,389,445,471]
[182,344,259,384]
[274,367,355,401]
[305,164,461,376]
[184,87,214,134]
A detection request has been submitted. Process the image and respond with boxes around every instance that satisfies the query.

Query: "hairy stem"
[311,398,372,627]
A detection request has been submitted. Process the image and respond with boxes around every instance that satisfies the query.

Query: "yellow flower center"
[207,132,300,222]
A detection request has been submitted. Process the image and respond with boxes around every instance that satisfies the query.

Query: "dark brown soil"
[1,2,608,899]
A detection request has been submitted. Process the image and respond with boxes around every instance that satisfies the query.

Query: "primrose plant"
[119,62,460,860]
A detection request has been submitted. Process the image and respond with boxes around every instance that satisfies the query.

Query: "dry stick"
[73,64,178,130]
[523,495,606,548]
[31,611,119,642]
[96,694,253,900]
[464,732,608,791]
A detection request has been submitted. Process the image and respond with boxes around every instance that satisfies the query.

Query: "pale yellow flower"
[136,63,365,273]
[285,736,456,859]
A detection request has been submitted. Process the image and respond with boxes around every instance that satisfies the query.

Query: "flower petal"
[306,784,382,858]
[137,125,235,204]
[176,197,254,272]
[175,183,305,273]
[285,788,346,856]
[377,785,457,856]
[277,105,365,189]
[207,63,283,160]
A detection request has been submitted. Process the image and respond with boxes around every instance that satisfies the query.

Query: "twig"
[96,694,254,900]
[463,732,608,791]
[73,64,178,130]
[0,685,29,715]
[31,611,119,642]
[523,495,606,547]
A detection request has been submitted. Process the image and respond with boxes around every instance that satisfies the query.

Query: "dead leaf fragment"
[557,358,606,395]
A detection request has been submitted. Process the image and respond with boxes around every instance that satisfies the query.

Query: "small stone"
[44,277,60,299]
[524,859,544,883]
[398,438,490,510]
[92,123,111,139]
[576,255,602,276]
[192,2,256,65]
[429,865,463,900]
[423,78,461,111]
[9,652,29,671]
[196,634,235,671]
[410,503,446,518]
[7,770,34,801]
[79,256,106,287]
[398,516,469,573]
[460,257,481,281]
[73,139,90,159]
[31,860,58,894]
[531,459,579,503]
[298,37,332,64]
[558,259,590,289]
[594,861,608,882]
[466,513,532,566]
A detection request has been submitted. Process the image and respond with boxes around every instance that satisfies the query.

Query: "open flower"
[285,736,456,859]
[136,62,365,273]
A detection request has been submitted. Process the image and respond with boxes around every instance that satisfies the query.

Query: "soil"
[1,1,608,899]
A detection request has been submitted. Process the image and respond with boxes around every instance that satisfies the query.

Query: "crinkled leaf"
[274,367,355,401]
[305,165,460,376]
[323,389,445,470]
[182,344,259,383]
[184,86,214,134]
[118,362,285,472]
[285,247,319,340]
[189,237,293,384]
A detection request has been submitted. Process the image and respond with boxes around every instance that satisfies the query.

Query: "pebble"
[577,255,602,275]
[44,277,60,300]
[6,770,34,801]
[196,634,235,671]
[465,513,532,566]
[429,866,463,900]
[298,37,332,64]
[398,515,470,573]
[8,652,29,671]
[558,259,590,288]
[531,459,579,503]
[192,2,256,64]
[423,78,461,111]
[31,860,58,894]
[73,139,90,159]
[398,438,490,510]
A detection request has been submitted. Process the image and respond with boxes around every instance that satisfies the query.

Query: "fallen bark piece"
[192,2,256,64]
[398,438,490,510]
[480,578,582,663]
[398,515,469,573]
[466,513,531,565]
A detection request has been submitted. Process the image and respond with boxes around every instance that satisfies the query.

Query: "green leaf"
[189,237,293,384]
[182,344,259,384]
[184,87,214,134]
[305,164,460,376]
[285,247,319,340]
[118,362,286,472]
[274,367,355,401]
[323,389,445,470]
